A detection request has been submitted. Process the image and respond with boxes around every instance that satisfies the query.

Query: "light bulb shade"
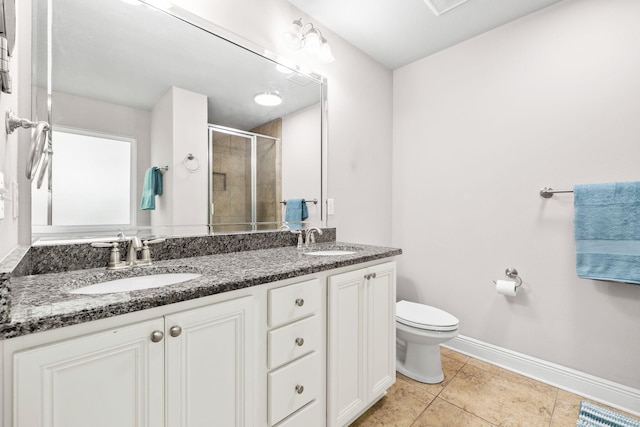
[283,20,304,50]
[303,29,321,54]
[254,92,282,106]
[317,41,335,64]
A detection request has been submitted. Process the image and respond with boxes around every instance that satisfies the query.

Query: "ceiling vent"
[424,0,471,16]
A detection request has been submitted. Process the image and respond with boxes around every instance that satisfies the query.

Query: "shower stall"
[209,124,282,233]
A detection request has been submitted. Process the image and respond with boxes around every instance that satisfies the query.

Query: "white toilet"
[396,300,459,384]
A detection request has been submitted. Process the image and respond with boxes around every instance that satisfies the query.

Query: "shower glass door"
[209,126,281,233]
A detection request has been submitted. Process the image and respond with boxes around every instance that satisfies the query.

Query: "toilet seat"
[396,300,459,332]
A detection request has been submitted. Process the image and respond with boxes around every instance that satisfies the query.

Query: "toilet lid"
[396,300,459,332]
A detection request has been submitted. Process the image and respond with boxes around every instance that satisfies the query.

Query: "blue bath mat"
[577,401,640,427]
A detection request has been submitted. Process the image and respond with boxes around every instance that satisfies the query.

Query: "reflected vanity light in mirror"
[254,91,283,106]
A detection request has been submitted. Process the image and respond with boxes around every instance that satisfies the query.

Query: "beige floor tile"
[439,363,556,427]
[411,398,495,427]
[398,353,467,395]
[551,389,640,427]
[466,358,557,396]
[441,347,471,364]
[351,377,436,427]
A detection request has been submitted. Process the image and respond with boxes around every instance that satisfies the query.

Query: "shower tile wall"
[212,131,251,232]
[211,119,281,233]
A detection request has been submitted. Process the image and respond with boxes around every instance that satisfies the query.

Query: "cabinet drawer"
[268,315,320,369]
[268,352,321,426]
[268,279,320,327]
[275,400,323,427]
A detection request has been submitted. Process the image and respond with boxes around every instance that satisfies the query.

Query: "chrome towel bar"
[540,187,573,198]
[280,199,318,205]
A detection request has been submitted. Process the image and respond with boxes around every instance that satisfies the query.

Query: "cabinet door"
[13,318,165,427]
[327,269,366,427]
[165,296,254,427]
[367,262,396,400]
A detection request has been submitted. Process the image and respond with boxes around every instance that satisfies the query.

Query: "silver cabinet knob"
[150,330,164,342]
[295,298,304,307]
[295,337,305,347]
[295,385,304,394]
[169,326,182,337]
[371,272,377,279]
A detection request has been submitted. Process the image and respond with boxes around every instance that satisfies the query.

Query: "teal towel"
[285,198,308,230]
[140,167,163,210]
[574,181,640,284]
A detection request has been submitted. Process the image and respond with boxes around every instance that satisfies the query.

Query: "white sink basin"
[69,273,201,295]
[304,250,358,256]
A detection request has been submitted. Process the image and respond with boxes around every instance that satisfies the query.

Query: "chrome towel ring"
[6,110,52,187]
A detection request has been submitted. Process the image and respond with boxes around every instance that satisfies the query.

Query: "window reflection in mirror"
[32,129,134,230]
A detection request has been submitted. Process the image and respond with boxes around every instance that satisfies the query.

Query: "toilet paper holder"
[493,267,523,288]
[504,267,523,287]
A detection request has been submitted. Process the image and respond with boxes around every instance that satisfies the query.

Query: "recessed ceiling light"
[254,92,282,107]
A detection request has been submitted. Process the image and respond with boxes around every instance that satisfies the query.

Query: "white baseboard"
[443,335,640,417]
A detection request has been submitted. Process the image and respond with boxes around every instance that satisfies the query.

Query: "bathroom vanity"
[0,237,400,427]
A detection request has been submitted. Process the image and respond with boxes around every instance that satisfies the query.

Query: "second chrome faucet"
[291,227,323,249]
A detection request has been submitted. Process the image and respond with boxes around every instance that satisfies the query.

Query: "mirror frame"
[31,0,328,243]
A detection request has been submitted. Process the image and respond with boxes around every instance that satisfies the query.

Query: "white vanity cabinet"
[12,296,254,427]
[327,261,396,427]
[13,318,166,427]
[266,279,324,426]
[3,257,398,427]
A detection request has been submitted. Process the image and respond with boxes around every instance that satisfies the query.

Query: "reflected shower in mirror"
[31,0,325,242]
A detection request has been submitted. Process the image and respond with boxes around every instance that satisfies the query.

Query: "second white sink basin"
[304,250,358,256]
[69,273,201,295]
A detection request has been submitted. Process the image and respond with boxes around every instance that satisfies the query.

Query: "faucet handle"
[139,238,166,265]
[291,230,304,249]
[90,241,126,270]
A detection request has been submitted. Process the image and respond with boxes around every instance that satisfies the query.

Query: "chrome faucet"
[126,236,143,266]
[305,227,323,247]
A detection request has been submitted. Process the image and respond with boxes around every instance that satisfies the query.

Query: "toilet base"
[396,341,445,384]
[396,359,444,384]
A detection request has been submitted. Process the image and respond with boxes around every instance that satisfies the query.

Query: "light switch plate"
[327,198,335,215]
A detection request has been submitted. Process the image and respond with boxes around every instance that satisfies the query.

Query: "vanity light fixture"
[254,91,282,107]
[283,18,335,64]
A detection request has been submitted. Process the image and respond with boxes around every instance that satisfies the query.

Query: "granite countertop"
[0,242,401,340]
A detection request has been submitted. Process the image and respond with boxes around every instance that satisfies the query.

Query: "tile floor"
[351,347,640,427]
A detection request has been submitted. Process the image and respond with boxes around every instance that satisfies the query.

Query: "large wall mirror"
[31,0,326,242]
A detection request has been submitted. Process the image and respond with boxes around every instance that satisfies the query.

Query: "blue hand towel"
[284,198,308,230]
[140,167,163,210]
[574,181,640,284]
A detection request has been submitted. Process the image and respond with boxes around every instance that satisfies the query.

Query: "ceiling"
[38,0,322,131]
[288,0,564,69]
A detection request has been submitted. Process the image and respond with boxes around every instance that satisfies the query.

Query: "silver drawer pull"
[295,385,304,394]
[169,326,182,337]
[295,298,305,307]
[150,330,164,343]
[295,337,305,347]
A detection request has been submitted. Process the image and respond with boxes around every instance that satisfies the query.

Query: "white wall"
[150,87,208,235]
[0,1,24,260]
[172,0,394,246]
[282,103,321,226]
[393,0,640,389]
